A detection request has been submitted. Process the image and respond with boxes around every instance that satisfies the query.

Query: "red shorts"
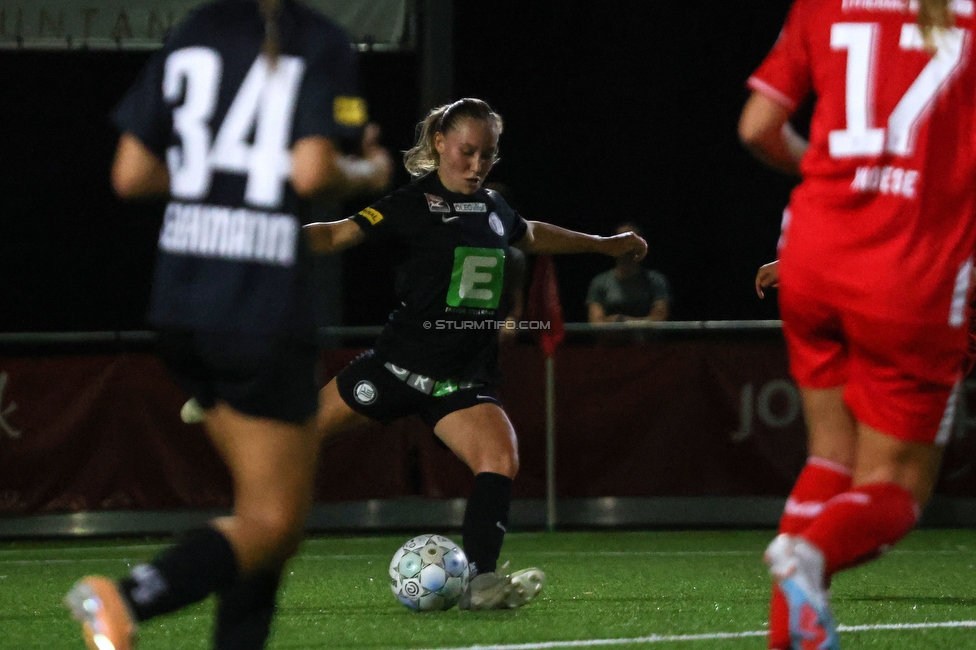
[779,286,967,445]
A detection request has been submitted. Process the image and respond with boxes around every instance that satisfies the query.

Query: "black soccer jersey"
[351,173,529,384]
[113,0,367,335]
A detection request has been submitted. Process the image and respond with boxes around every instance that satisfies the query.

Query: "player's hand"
[602,232,647,262]
[361,123,394,192]
[755,260,780,298]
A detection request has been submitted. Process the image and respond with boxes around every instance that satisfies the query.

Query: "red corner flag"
[526,255,565,357]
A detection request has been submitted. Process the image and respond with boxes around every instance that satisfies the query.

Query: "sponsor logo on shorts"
[453,202,487,213]
[488,212,505,236]
[353,380,378,405]
[425,194,451,213]
[358,207,384,225]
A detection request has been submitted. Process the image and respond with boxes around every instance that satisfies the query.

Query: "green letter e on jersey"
[446,247,506,309]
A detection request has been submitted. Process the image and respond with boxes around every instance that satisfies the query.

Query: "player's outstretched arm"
[515,221,647,260]
[304,218,366,254]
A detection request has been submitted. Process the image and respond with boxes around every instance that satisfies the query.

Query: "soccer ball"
[389,534,470,611]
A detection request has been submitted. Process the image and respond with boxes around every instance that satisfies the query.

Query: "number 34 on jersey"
[165,48,305,210]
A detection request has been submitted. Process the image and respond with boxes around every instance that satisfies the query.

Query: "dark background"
[0,0,800,332]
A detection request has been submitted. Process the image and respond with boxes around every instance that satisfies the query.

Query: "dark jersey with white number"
[113,0,366,335]
[351,173,529,384]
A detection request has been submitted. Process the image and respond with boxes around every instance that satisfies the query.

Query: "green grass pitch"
[0,529,974,649]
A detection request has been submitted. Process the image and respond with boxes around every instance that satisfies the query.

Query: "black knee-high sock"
[118,527,239,622]
[214,568,283,650]
[462,472,512,576]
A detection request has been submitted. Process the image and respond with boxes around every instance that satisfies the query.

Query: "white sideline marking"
[420,620,976,650]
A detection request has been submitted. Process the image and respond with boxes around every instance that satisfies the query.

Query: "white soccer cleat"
[457,565,545,610]
[765,535,840,650]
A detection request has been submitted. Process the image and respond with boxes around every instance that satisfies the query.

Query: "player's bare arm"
[111,133,170,199]
[292,125,392,199]
[304,218,367,254]
[738,92,806,176]
[755,260,780,299]
[515,221,647,260]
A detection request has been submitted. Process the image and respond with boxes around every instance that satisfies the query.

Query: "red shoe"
[65,576,137,650]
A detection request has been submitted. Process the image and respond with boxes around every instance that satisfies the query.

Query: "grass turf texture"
[0,529,974,649]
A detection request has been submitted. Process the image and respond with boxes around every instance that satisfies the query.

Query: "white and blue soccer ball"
[389,534,470,611]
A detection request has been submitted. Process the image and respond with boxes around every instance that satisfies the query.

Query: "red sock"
[768,459,852,649]
[801,482,919,576]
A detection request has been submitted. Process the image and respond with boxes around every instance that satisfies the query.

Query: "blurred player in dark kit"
[65,1,391,648]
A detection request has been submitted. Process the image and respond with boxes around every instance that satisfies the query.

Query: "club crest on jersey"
[453,202,487,213]
[353,380,378,405]
[425,194,451,213]
[488,212,505,236]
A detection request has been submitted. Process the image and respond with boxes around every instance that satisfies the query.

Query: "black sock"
[118,527,239,622]
[214,568,283,650]
[462,472,512,576]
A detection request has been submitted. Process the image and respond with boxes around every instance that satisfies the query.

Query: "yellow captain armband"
[358,207,384,225]
[334,96,368,127]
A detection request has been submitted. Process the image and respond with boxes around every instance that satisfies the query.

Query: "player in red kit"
[739,0,976,648]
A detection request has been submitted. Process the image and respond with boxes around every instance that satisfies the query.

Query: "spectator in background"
[586,222,669,324]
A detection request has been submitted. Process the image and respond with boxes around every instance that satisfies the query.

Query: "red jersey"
[750,0,976,324]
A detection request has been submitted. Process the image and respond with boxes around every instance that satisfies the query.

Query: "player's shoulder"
[181,0,254,29]
[163,0,257,47]
[781,0,841,29]
[484,187,522,221]
[372,175,432,216]
[284,0,355,54]
[485,187,507,207]
[289,2,348,35]
[790,0,837,17]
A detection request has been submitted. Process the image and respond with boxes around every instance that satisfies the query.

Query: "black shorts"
[335,350,500,428]
[157,328,319,425]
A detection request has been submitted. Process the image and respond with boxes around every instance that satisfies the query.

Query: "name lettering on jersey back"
[842,0,973,16]
[850,165,918,198]
[159,202,297,266]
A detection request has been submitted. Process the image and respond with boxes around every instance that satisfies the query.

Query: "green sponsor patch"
[446,247,506,309]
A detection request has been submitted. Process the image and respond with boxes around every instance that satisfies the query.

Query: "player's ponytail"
[403,98,503,177]
[258,0,282,65]
[917,0,953,51]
